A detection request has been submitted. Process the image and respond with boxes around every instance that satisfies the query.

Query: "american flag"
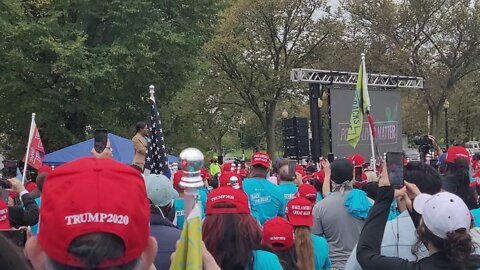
[144,97,170,177]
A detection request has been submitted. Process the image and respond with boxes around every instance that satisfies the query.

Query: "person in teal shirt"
[277,159,299,206]
[174,185,208,230]
[242,152,285,225]
[312,234,331,270]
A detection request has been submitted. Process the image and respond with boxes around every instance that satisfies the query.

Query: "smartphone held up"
[94,129,108,154]
[385,152,404,188]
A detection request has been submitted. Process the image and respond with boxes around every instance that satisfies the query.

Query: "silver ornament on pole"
[179,147,205,219]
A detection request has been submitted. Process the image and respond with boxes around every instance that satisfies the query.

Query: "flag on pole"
[22,121,45,169]
[347,62,370,148]
[170,202,203,270]
[144,96,171,177]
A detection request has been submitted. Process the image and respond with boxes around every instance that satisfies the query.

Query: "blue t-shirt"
[174,190,207,230]
[312,234,331,270]
[242,178,285,225]
[278,182,298,206]
[251,250,282,270]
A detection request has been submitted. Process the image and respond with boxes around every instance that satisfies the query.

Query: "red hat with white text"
[206,187,250,215]
[446,146,470,164]
[286,197,313,227]
[37,157,150,268]
[262,217,294,251]
[251,152,271,168]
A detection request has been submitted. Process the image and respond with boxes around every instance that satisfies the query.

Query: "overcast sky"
[329,0,341,9]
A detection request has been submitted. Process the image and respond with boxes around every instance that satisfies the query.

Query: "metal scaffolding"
[290,68,424,89]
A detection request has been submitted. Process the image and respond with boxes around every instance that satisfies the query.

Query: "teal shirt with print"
[251,250,282,270]
[312,234,331,270]
[278,182,298,206]
[242,178,285,225]
[174,188,207,230]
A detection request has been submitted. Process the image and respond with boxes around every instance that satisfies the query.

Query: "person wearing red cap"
[297,184,318,204]
[24,157,158,270]
[219,171,242,189]
[242,152,285,225]
[172,170,207,230]
[442,146,478,209]
[286,197,330,270]
[262,217,299,270]
[202,187,282,269]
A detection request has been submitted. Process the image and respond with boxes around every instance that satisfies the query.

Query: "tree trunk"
[429,105,441,139]
[265,102,277,162]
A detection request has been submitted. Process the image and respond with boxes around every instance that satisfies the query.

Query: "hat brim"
[413,193,432,215]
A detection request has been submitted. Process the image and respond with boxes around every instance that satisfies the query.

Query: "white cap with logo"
[413,192,471,239]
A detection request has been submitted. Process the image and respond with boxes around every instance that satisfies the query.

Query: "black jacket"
[357,186,480,270]
[8,193,39,228]
[150,213,181,270]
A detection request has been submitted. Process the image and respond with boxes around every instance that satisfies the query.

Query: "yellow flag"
[347,62,369,148]
[170,203,203,270]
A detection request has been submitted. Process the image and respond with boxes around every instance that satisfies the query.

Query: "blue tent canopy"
[43,133,179,166]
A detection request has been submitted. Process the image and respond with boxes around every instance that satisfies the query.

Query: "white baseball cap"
[413,192,471,239]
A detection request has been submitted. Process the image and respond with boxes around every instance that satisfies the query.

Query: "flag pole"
[361,53,376,173]
[179,148,204,220]
[22,113,36,183]
[149,85,155,103]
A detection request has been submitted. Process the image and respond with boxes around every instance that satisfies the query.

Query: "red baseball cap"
[0,200,10,229]
[286,197,313,227]
[262,217,294,251]
[200,167,211,180]
[37,157,150,268]
[25,182,37,192]
[314,170,325,182]
[297,184,317,201]
[173,170,184,190]
[446,146,470,164]
[206,187,250,215]
[219,171,242,189]
[38,165,54,175]
[251,152,270,168]
[348,154,366,166]
[295,164,305,177]
[221,163,234,173]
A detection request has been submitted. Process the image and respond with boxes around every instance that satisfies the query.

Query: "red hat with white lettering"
[297,184,317,201]
[219,171,243,189]
[38,165,54,175]
[286,197,314,227]
[262,217,294,251]
[37,157,150,268]
[446,146,470,164]
[348,154,366,166]
[206,187,250,215]
[0,200,10,229]
[251,152,270,168]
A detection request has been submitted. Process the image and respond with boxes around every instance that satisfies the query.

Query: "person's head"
[286,197,314,270]
[297,184,317,204]
[218,171,242,189]
[25,157,157,270]
[135,122,148,136]
[36,166,54,194]
[348,153,366,167]
[262,217,298,270]
[0,233,32,270]
[203,187,260,269]
[212,156,218,163]
[145,174,179,215]
[413,192,474,267]
[277,159,292,182]
[404,161,442,195]
[173,170,185,194]
[330,158,354,184]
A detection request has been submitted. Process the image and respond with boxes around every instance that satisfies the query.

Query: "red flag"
[22,122,45,169]
[367,113,376,140]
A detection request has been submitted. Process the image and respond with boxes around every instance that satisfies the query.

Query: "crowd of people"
[2,131,480,270]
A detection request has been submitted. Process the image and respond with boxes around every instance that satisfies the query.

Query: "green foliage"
[0,0,224,157]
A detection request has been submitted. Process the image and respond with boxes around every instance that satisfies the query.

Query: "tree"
[204,0,341,160]
[345,0,480,138]
[0,0,224,157]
